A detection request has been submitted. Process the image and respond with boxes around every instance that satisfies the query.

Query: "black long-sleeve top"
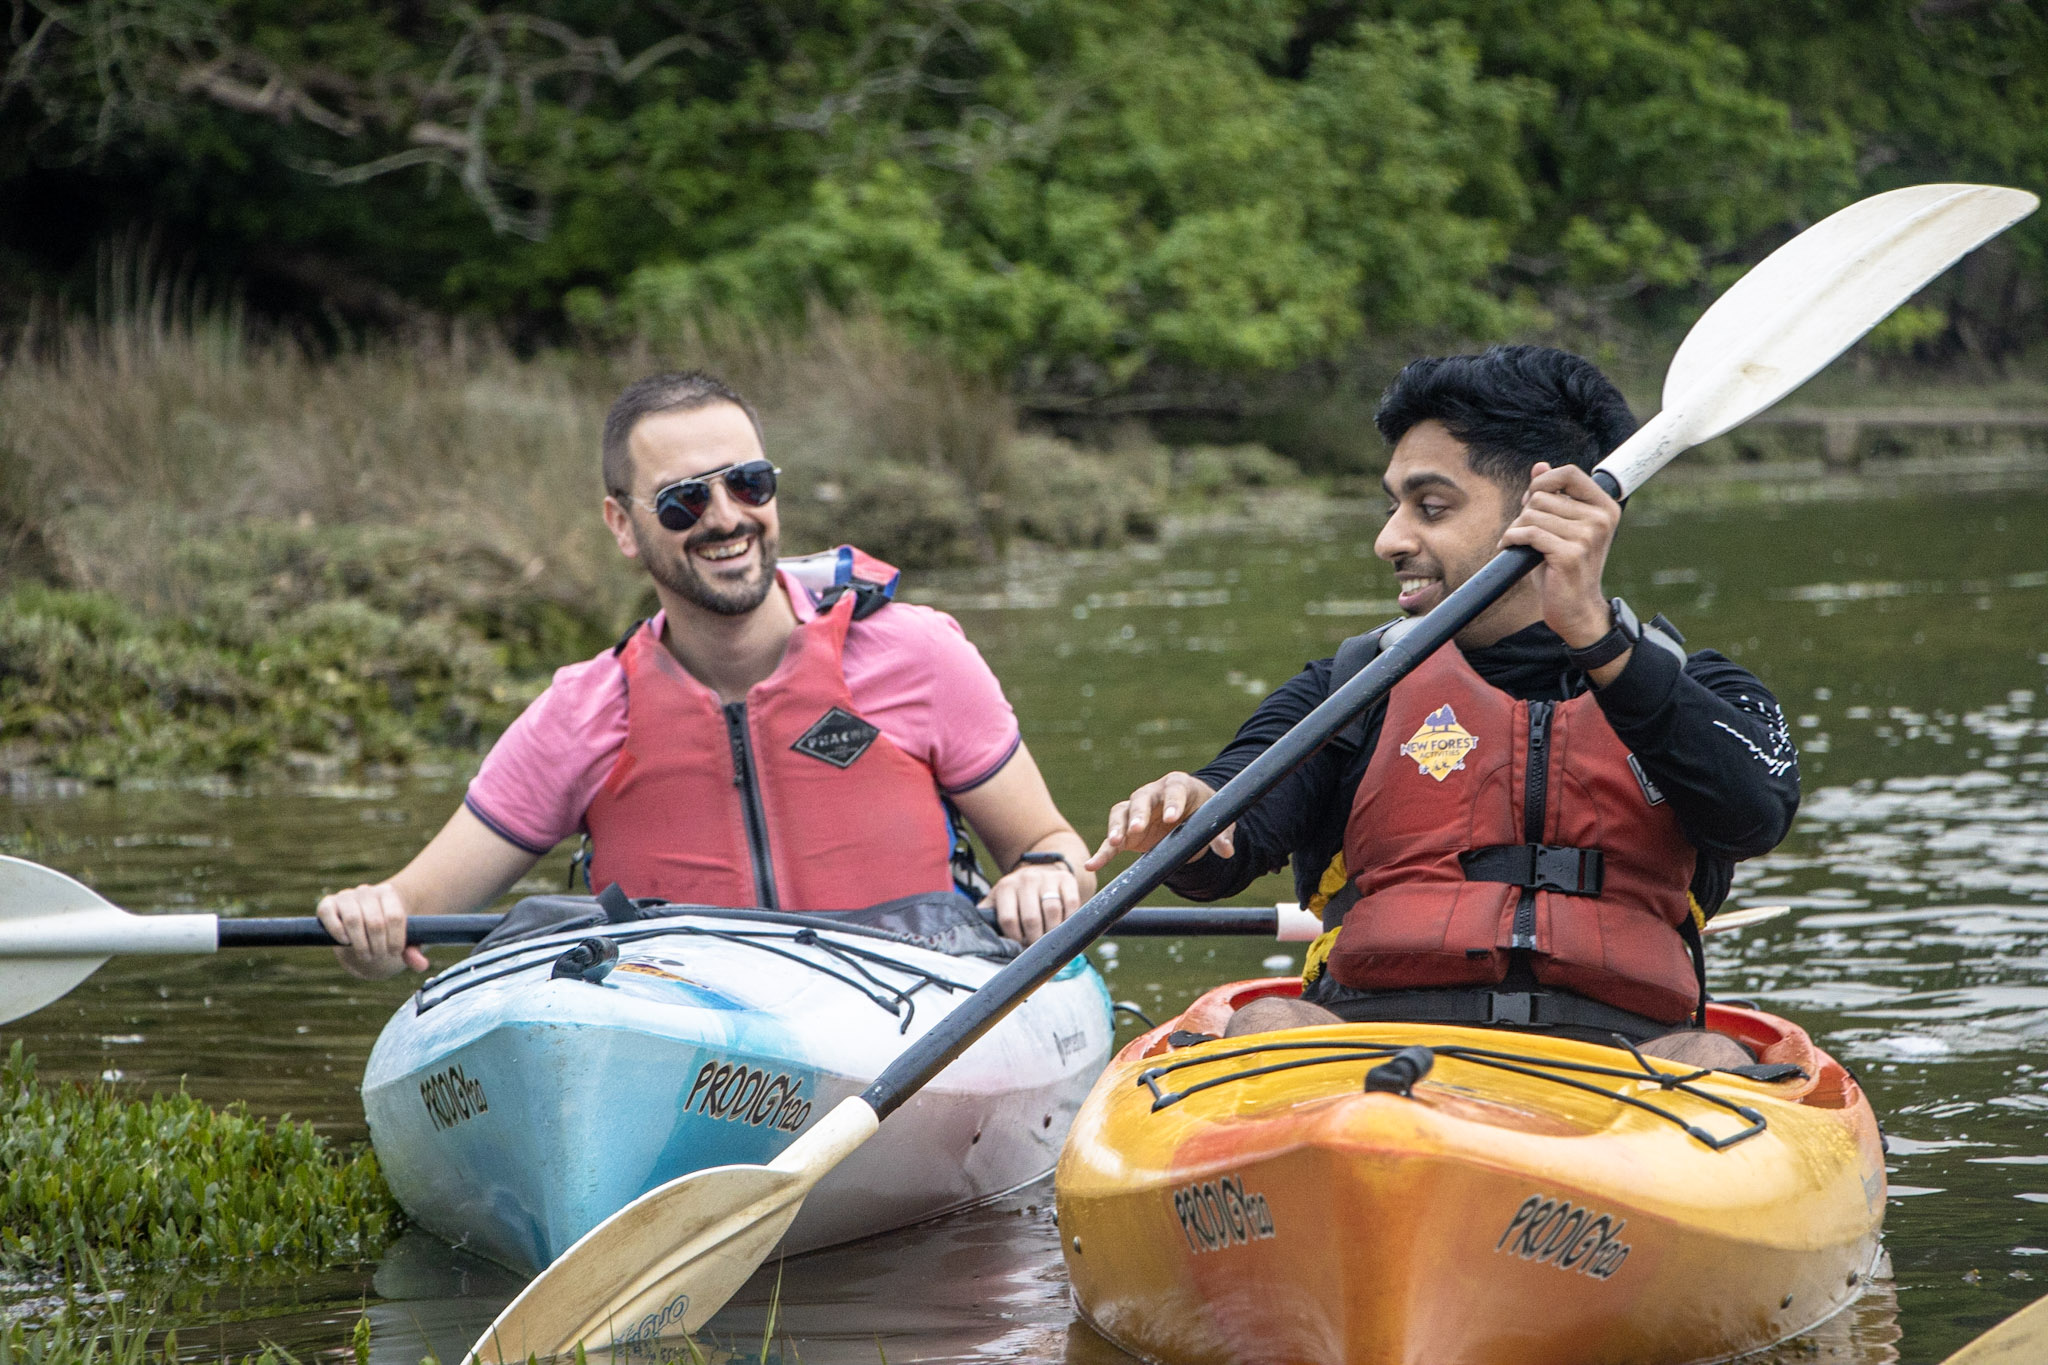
[1165,622,1801,917]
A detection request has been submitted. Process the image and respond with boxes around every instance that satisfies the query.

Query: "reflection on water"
[5,486,2048,1363]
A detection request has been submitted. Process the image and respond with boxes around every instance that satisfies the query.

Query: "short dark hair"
[601,371,764,498]
[1373,345,1636,489]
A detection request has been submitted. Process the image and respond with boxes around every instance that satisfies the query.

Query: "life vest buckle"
[1461,843,1605,896]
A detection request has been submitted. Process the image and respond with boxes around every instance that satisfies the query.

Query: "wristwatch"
[1015,850,1074,876]
[1566,597,1642,673]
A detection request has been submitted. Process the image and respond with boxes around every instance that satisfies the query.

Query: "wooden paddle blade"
[1704,904,1791,934]
[465,1096,880,1365]
[1940,1291,2048,1365]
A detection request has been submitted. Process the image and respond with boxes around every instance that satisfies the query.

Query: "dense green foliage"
[5,1,2042,388]
[0,1044,399,1269]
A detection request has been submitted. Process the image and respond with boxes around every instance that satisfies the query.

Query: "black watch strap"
[1567,598,1640,672]
[1015,850,1073,875]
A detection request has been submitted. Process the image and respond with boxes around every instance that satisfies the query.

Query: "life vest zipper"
[723,701,780,909]
[1510,701,1553,951]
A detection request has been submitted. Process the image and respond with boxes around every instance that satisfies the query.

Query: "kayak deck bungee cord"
[414,918,980,1031]
[1134,1036,1774,1150]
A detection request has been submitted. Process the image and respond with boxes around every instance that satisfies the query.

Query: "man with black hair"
[1088,346,1797,1066]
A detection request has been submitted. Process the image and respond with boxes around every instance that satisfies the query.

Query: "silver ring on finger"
[1039,892,1062,903]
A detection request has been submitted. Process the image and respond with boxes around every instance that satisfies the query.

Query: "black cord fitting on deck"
[1364,1045,1436,1097]
[551,936,620,984]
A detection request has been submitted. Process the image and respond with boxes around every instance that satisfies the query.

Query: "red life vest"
[1326,642,1701,1024]
[583,561,957,910]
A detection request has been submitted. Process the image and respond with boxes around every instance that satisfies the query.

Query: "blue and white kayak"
[360,906,1114,1274]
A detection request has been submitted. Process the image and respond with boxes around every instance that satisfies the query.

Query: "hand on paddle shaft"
[316,882,426,978]
[1507,462,1632,687]
[980,858,1083,944]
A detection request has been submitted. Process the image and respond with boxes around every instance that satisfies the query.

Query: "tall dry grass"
[0,285,1164,776]
[1,297,1149,613]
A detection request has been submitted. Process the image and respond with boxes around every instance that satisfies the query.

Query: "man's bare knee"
[1634,1029,1755,1070]
[1224,996,1342,1038]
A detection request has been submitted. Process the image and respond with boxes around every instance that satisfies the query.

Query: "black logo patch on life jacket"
[792,707,881,768]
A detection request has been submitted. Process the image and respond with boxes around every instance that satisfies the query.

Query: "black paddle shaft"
[206,906,1283,948]
[215,915,503,947]
[860,538,1558,1122]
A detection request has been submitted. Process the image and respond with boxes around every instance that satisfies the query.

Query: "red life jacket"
[1326,642,1701,1024]
[583,560,957,910]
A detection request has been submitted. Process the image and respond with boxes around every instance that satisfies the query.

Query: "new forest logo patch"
[1400,704,1479,781]
[792,707,880,768]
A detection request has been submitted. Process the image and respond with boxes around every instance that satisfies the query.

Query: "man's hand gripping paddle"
[448,182,2032,1362]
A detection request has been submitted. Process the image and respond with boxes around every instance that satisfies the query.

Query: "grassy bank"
[4,302,2039,784]
[0,308,1266,780]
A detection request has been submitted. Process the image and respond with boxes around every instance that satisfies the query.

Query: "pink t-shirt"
[465,570,1021,854]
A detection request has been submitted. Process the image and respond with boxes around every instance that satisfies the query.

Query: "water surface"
[6,482,2048,1363]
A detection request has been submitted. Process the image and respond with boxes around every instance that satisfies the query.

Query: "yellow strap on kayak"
[1690,891,1707,932]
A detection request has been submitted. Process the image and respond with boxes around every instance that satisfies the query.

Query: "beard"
[639,521,780,617]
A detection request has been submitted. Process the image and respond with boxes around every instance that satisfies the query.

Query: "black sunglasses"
[632,459,780,531]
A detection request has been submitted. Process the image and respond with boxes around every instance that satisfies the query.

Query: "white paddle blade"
[1601,183,2037,496]
[465,1096,881,1365]
[0,855,218,1026]
[0,853,117,920]
[3,955,111,1025]
[0,855,211,1022]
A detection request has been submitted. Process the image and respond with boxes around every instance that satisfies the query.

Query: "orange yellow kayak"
[1056,979,1885,1365]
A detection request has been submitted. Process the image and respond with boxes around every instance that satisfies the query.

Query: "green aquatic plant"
[0,1045,400,1271]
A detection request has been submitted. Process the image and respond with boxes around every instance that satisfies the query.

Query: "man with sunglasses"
[317,371,1093,978]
